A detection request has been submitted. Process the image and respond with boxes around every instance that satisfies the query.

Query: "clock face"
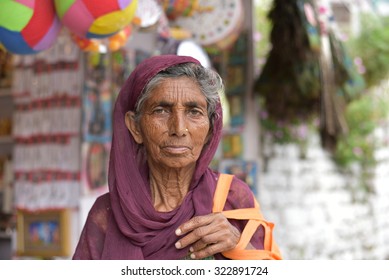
[172,0,244,46]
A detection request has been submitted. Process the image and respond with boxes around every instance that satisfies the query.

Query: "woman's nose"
[168,111,187,136]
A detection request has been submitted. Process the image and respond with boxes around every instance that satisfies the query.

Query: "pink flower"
[353,147,363,156]
[297,125,308,139]
[354,57,363,66]
[253,32,262,42]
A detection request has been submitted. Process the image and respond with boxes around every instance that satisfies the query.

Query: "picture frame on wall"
[219,159,258,195]
[16,209,71,258]
[81,142,110,195]
[227,95,245,127]
[222,132,243,159]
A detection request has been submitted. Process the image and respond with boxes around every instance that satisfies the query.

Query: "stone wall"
[259,126,389,259]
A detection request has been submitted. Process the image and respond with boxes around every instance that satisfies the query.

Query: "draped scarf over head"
[104,55,224,259]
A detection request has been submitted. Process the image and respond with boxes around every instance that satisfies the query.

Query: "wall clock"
[171,0,244,49]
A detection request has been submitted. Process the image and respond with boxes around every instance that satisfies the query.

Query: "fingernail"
[189,247,194,252]
[175,242,181,249]
[175,228,182,235]
[190,253,196,259]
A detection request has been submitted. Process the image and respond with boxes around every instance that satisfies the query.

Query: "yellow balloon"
[90,0,138,35]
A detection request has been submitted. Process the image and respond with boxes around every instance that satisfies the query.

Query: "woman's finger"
[190,237,235,260]
[175,213,240,255]
[175,218,214,249]
[175,213,227,249]
[176,213,215,236]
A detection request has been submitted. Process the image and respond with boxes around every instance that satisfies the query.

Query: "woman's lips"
[162,145,190,154]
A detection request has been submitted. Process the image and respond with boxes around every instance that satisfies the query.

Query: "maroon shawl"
[73,55,263,260]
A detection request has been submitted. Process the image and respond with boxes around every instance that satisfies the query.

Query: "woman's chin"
[158,158,197,170]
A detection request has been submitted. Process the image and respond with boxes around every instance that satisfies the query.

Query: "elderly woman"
[73,55,281,260]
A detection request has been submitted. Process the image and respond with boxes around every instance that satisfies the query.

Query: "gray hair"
[133,62,224,127]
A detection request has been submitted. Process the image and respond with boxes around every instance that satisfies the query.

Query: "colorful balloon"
[0,0,62,55]
[54,0,138,39]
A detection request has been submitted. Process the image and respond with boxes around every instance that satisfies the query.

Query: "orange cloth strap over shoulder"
[212,174,282,260]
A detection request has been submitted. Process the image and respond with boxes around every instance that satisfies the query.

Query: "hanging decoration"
[70,25,132,52]
[12,34,82,210]
[70,33,102,53]
[169,0,244,50]
[0,0,62,55]
[54,0,138,39]
[328,31,365,103]
[254,0,322,123]
[317,1,366,152]
[255,0,366,155]
[108,25,133,51]
[161,0,213,21]
[81,52,113,194]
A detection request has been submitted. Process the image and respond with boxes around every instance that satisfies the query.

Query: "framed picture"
[219,159,258,195]
[16,209,71,258]
[81,142,110,195]
[222,133,243,159]
[227,95,245,127]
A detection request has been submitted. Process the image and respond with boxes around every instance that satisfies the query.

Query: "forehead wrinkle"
[150,79,204,105]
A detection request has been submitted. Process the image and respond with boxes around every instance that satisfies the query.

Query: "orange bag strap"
[213,173,282,260]
[212,174,234,213]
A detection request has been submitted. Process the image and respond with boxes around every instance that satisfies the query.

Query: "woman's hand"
[175,213,241,259]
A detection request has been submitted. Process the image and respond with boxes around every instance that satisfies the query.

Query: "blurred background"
[0,0,388,260]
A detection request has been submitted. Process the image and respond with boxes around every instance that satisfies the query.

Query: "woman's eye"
[153,108,168,114]
[188,109,203,116]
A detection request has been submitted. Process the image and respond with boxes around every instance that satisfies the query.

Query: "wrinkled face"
[128,77,210,170]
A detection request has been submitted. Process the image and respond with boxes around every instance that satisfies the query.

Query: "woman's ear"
[125,111,143,144]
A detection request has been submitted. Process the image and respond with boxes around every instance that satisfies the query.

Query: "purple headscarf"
[73,55,263,260]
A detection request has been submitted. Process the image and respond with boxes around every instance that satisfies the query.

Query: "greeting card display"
[12,35,82,211]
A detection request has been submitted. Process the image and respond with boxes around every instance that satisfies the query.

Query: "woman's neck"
[149,166,195,212]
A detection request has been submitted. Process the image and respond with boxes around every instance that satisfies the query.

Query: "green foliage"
[336,13,389,170]
[347,15,389,89]
[253,0,273,73]
[260,113,316,145]
[334,92,389,168]
[254,0,323,122]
